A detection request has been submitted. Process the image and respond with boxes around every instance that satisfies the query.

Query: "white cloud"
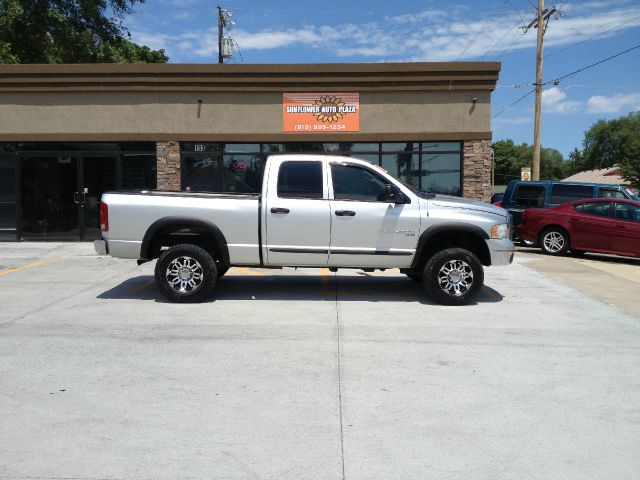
[542,87,581,114]
[586,92,640,113]
[130,3,640,62]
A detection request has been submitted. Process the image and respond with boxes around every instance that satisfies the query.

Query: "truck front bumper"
[94,240,108,255]
[486,238,515,266]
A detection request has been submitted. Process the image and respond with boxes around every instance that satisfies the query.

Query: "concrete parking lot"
[1,242,639,480]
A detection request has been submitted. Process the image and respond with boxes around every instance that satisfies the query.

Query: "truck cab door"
[328,162,420,268]
[263,158,330,266]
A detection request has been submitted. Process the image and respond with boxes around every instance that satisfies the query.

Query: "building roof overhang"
[0,62,501,93]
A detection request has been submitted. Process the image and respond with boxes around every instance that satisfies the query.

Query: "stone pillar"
[462,139,492,202]
[156,141,181,191]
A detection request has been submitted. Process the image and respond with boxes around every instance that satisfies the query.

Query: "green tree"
[579,112,640,186]
[492,139,568,184]
[0,0,167,63]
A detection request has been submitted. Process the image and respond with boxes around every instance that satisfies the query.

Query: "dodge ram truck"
[95,154,514,305]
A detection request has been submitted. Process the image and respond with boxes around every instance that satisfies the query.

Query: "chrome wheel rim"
[438,259,474,296]
[543,231,565,253]
[166,256,204,294]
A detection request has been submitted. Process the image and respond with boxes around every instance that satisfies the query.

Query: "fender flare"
[140,216,230,265]
[411,223,489,269]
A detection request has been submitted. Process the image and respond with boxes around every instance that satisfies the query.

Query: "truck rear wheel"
[155,244,217,303]
[423,248,484,306]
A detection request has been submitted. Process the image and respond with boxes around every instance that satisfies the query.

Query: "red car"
[517,198,640,257]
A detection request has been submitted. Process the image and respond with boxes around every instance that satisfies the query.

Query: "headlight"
[491,223,509,239]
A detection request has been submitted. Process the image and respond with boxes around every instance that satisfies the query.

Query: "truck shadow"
[97,273,504,305]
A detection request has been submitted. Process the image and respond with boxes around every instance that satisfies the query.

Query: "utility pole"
[217,6,223,64]
[524,2,558,180]
[216,6,235,64]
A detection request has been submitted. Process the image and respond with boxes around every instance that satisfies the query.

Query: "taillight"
[100,202,109,232]
[521,211,527,222]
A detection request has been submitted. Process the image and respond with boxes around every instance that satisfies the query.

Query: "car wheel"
[154,244,217,303]
[423,248,484,306]
[540,228,569,256]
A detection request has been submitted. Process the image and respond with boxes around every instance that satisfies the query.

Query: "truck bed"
[102,190,261,263]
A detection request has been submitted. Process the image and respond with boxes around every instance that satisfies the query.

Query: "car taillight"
[521,210,527,222]
[100,202,109,232]
[493,201,503,207]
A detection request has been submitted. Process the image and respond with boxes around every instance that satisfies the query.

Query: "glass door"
[79,155,117,240]
[21,155,80,240]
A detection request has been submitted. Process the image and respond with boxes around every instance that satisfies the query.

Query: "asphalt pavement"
[0,242,639,480]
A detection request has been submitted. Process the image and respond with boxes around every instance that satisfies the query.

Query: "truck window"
[515,185,545,207]
[331,163,388,201]
[550,184,594,205]
[598,188,625,199]
[277,161,323,199]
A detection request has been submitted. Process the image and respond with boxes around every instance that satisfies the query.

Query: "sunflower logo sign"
[283,93,359,132]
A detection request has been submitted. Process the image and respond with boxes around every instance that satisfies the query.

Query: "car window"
[515,185,545,207]
[599,188,625,199]
[573,201,613,218]
[331,163,388,201]
[615,203,640,222]
[550,184,595,205]
[277,161,323,199]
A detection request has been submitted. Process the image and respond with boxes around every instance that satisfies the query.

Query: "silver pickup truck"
[96,154,514,305]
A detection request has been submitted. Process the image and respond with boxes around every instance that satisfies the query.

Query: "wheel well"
[143,223,228,265]
[414,230,491,267]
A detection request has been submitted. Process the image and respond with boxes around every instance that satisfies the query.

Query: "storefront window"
[183,156,219,192]
[180,141,462,197]
[0,153,17,240]
[422,153,461,196]
[122,154,157,190]
[382,153,420,190]
[222,154,262,193]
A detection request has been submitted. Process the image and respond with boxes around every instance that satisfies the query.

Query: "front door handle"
[270,207,290,214]
[335,210,356,216]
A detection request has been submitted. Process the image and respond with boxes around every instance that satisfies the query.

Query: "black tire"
[539,228,569,256]
[423,248,484,306]
[154,244,217,303]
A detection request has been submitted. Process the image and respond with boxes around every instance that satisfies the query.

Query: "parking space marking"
[231,267,266,276]
[0,256,67,277]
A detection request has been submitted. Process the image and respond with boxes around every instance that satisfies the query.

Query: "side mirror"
[384,184,406,204]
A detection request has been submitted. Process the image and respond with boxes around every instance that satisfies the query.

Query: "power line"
[546,14,640,58]
[456,0,509,60]
[544,43,640,85]
[492,88,536,118]
[481,19,522,58]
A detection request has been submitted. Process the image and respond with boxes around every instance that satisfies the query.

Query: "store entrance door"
[20,154,117,240]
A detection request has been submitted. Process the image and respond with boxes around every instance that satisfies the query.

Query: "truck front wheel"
[155,244,217,303]
[423,248,484,306]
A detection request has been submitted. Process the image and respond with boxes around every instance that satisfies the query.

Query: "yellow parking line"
[0,256,67,277]
[130,278,156,294]
[231,267,266,276]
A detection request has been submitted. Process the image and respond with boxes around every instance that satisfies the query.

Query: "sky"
[124,0,640,158]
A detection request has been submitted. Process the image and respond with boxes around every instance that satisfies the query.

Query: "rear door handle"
[616,225,625,229]
[270,207,290,214]
[335,210,356,216]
